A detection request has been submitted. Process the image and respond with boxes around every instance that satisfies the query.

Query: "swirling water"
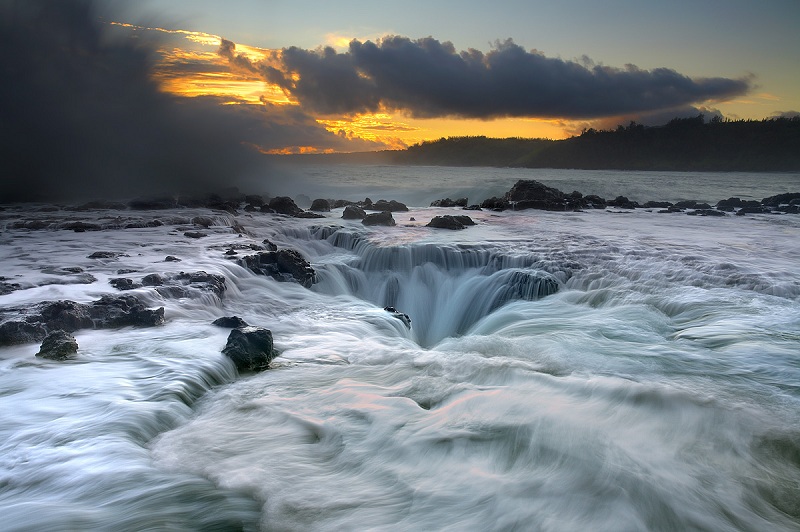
[1,167,799,531]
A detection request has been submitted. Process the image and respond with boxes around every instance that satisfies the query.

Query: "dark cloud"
[258,36,751,120]
[0,1,379,203]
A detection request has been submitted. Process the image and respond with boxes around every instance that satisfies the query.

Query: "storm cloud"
[262,36,751,119]
[0,1,380,202]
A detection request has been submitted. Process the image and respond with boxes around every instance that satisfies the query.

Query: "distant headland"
[279,115,800,172]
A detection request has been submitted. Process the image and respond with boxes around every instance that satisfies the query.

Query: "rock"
[262,239,278,251]
[643,201,673,209]
[480,197,510,211]
[183,231,207,239]
[174,271,226,297]
[141,274,164,286]
[222,327,276,371]
[761,192,800,207]
[268,196,302,216]
[384,307,411,328]
[342,205,367,220]
[463,205,482,211]
[583,195,607,208]
[239,249,316,287]
[191,216,215,227]
[88,251,119,259]
[0,321,47,345]
[687,209,727,217]
[607,196,639,209]
[430,198,468,207]
[310,199,331,212]
[427,215,475,230]
[164,255,181,262]
[245,194,265,207]
[0,295,165,346]
[35,330,78,360]
[110,277,141,290]
[371,199,408,212]
[505,180,565,203]
[212,316,249,328]
[362,211,396,226]
[333,199,356,208]
[294,211,326,219]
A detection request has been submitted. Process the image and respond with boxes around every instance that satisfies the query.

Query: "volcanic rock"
[362,211,396,226]
[239,249,316,287]
[310,199,331,212]
[212,316,250,328]
[427,215,475,230]
[372,199,408,212]
[109,277,141,290]
[222,326,276,371]
[35,330,78,360]
[430,198,468,207]
[268,196,302,216]
[480,197,510,211]
[342,205,367,220]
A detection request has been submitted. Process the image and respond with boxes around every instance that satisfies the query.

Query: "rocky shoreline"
[1,179,798,371]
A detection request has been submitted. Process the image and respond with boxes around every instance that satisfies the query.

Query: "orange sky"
[120,23,575,152]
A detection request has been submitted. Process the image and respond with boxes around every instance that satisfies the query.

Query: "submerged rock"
[35,330,78,360]
[222,326,276,371]
[362,211,396,226]
[384,307,411,328]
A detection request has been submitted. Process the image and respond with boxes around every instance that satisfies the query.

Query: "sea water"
[0,167,799,531]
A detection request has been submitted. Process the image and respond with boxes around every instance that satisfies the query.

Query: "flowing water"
[1,167,799,531]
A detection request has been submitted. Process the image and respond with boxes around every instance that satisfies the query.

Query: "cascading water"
[1,167,800,531]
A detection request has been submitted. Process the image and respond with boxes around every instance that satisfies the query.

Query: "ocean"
[1,166,799,531]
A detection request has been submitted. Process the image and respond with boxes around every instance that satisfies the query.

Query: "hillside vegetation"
[387,116,800,171]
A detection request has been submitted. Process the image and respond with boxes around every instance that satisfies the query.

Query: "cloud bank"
[256,36,751,120]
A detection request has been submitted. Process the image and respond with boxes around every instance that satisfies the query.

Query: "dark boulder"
[505,180,565,203]
[184,231,207,239]
[141,273,164,286]
[333,199,356,208]
[88,295,165,328]
[191,216,215,228]
[342,205,367,220]
[222,326,276,372]
[164,255,181,262]
[643,201,673,209]
[607,196,639,209]
[245,194,265,207]
[372,199,408,212]
[110,277,141,290]
[35,330,78,360]
[294,211,326,219]
[88,251,120,259]
[687,209,727,217]
[761,192,800,207]
[583,195,607,208]
[0,321,47,345]
[310,199,331,212]
[427,215,475,230]
[239,249,316,287]
[480,197,510,211]
[262,239,278,251]
[268,196,302,216]
[362,211,396,226]
[463,205,482,211]
[430,198,468,207]
[213,316,249,328]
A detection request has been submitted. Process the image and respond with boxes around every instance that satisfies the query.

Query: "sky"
[1,0,798,200]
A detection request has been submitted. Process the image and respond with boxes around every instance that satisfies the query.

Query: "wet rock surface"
[362,211,396,226]
[222,326,276,372]
[35,330,79,360]
[239,249,316,287]
[427,215,476,230]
